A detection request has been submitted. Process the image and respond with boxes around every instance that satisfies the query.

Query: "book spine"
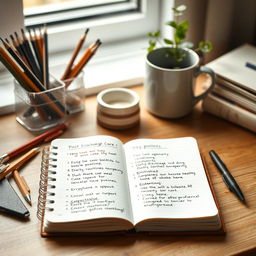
[202,94,256,133]
[211,87,256,113]
[37,146,57,220]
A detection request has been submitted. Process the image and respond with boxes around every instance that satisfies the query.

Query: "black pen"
[209,150,245,202]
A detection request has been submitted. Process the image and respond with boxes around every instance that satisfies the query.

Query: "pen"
[245,62,256,71]
[209,150,245,202]
[0,147,40,180]
[0,123,67,164]
[13,170,32,205]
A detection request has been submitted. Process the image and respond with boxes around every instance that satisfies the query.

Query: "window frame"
[24,0,141,27]
[0,0,173,115]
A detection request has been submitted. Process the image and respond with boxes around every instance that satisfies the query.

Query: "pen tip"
[85,28,89,34]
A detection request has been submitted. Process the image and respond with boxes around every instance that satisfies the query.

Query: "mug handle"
[192,66,215,106]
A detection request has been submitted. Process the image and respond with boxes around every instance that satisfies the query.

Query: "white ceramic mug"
[144,47,215,118]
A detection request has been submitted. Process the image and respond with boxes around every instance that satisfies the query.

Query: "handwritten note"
[48,136,133,222]
[124,138,217,222]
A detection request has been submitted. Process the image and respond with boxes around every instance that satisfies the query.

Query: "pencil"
[13,170,32,205]
[42,25,49,88]
[33,28,43,61]
[65,39,101,85]
[0,46,31,91]
[10,34,30,68]
[0,46,65,118]
[28,29,43,79]
[0,123,67,164]
[1,38,44,90]
[61,28,89,80]
[0,147,40,180]
[1,38,50,120]
[20,28,42,82]
[14,31,35,73]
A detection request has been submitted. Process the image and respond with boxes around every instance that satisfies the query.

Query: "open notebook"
[37,136,224,236]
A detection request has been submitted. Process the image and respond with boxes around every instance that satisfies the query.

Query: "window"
[24,0,141,27]
[23,0,160,53]
[0,0,165,114]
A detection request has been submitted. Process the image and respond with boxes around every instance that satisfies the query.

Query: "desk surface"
[0,85,255,256]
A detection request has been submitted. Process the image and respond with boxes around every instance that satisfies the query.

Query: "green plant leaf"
[163,38,174,45]
[198,41,213,53]
[172,5,186,16]
[148,31,160,38]
[148,40,156,52]
[154,30,160,37]
[176,5,186,12]
[175,28,186,41]
[179,20,189,30]
[147,44,156,52]
[166,21,177,29]
[148,40,156,46]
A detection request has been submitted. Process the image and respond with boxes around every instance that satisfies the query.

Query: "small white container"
[97,88,140,130]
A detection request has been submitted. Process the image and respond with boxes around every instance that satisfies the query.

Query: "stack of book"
[202,44,256,133]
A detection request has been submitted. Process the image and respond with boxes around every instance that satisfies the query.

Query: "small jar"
[14,76,66,132]
[97,88,140,130]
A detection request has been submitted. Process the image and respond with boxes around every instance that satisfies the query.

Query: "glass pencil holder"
[14,77,66,133]
[63,72,85,114]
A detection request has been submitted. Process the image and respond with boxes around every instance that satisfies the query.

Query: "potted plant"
[147,5,212,64]
[144,4,216,119]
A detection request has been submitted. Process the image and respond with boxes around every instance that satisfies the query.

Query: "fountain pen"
[209,150,245,202]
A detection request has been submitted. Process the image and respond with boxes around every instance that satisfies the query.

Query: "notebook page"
[44,135,133,224]
[124,137,218,224]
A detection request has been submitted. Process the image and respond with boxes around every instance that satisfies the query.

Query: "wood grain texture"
[0,84,255,256]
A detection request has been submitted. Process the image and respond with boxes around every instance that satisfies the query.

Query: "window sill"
[0,37,147,115]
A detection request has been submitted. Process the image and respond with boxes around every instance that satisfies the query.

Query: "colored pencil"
[0,123,67,164]
[0,147,40,180]
[65,39,101,86]
[61,28,89,80]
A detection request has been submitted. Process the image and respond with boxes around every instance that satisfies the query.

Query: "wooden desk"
[0,85,255,256]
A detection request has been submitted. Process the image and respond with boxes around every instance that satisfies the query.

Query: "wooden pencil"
[0,46,65,118]
[1,38,43,89]
[42,26,49,89]
[61,28,89,80]
[20,28,42,82]
[33,28,43,61]
[10,34,30,68]
[14,32,34,71]
[0,47,30,91]
[65,39,101,84]
[28,29,43,79]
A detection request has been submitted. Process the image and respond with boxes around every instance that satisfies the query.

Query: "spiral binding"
[37,146,58,220]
